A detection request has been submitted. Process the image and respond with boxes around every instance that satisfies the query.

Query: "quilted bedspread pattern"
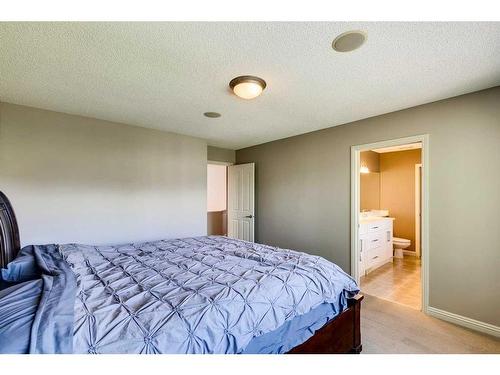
[61,236,359,354]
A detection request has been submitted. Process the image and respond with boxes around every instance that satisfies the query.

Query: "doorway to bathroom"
[351,135,429,312]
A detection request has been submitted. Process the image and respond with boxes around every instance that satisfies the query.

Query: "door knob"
[244,215,254,218]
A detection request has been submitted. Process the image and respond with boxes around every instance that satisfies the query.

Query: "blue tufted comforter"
[0,236,359,354]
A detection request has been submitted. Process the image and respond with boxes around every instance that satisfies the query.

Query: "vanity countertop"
[359,216,395,224]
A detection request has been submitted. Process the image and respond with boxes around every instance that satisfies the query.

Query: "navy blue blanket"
[0,236,359,353]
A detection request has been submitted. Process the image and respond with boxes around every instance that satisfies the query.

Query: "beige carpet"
[361,294,500,353]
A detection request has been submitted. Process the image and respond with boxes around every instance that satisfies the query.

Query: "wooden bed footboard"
[287,294,363,354]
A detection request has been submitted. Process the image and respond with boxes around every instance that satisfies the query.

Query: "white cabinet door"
[360,218,394,274]
[227,163,255,242]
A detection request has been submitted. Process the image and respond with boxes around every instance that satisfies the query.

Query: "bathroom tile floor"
[360,255,421,310]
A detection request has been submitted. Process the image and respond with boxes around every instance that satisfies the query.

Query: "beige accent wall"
[207,211,226,236]
[206,163,227,235]
[0,102,207,246]
[380,149,422,251]
[236,87,500,326]
[207,164,227,212]
[206,147,233,236]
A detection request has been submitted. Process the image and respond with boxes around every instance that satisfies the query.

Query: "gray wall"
[237,87,500,326]
[207,146,235,164]
[0,103,207,246]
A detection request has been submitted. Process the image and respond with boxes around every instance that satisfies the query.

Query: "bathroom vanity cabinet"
[359,217,394,275]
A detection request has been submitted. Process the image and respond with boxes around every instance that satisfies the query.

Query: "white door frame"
[415,163,422,258]
[350,134,429,313]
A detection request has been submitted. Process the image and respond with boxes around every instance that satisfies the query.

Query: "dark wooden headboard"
[0,191,20,268]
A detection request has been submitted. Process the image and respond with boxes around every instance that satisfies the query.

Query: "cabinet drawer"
[364,246,384,267]
[359,219,392,235]
[364,231,387,250]
[368,220,391,233]
[364,242,393,269]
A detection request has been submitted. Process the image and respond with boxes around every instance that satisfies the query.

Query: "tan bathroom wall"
[360,151,381,211]
[380,149,422,252]
[360,173,380,211]
[360,150,380,172]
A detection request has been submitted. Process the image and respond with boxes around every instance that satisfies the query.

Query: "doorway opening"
[351,135,429,312]
[207,161,255,242]
[207,162,229,236]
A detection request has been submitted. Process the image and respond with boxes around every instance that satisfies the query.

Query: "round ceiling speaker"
[204,112,221,118]
[332,31,367,52]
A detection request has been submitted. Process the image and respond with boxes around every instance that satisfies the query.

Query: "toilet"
[393,237,411,258]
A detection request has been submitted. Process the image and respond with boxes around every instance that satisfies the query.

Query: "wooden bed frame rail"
[287,294,363,354]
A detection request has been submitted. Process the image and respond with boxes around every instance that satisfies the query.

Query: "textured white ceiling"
[1,22,499,149]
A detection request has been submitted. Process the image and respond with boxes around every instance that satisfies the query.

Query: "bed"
[0,191,363,354]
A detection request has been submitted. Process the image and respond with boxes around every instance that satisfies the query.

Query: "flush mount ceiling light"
[204,112,221,118]
[332,31,367,52]
[229,75,266,100]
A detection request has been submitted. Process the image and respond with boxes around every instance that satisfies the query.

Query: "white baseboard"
[427,306,500,338]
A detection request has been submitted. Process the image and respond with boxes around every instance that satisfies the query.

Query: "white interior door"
[227,163,255,242]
